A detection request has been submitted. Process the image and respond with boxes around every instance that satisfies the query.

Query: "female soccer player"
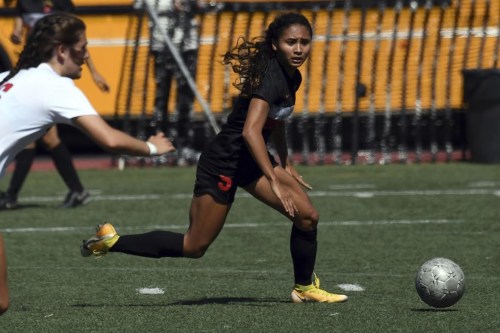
[1,0,110,210]
[82,12,348,303]
[0,13,176,309]
[0,13,174,180]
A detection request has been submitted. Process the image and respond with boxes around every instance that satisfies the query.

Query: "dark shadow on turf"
[71,297,288,308]
[411,308,458,312]
[168,297,288,306]
[0,203,45,211]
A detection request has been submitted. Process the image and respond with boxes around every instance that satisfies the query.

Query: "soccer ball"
[415,257,465,308]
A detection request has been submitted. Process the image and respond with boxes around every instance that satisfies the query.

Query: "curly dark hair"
[0,13,85,86]
[222,12,312,97]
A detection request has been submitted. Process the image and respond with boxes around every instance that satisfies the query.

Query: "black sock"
[49,143,84,192]
[290,225,318,286]
[7,149,36,200]
[110,230,184,258]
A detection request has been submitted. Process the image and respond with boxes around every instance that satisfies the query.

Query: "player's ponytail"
[221,36,270,97]
[0,13,85,87]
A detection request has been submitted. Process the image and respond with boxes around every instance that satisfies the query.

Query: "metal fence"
[116,0,500,165]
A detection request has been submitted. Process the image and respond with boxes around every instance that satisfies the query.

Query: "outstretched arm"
[73,115,175,156]
[242,98,298,217]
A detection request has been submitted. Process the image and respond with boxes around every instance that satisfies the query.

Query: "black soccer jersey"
[198,56,302,186]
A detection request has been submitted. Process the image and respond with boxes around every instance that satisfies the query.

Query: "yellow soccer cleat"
[291,274,348,303]
[80,223,120,258]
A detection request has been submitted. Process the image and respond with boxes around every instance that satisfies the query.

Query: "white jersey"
[0,63,98,179]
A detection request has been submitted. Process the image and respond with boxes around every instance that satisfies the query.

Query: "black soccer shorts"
[193,165,238,205]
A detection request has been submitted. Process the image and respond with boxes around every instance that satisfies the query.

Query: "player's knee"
[0,300,9,316]
[298,207,319,230]
[183,242,210,259]
[41,136,61,150]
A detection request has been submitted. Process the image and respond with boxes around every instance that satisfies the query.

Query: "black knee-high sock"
[7,149,36,200]
[290,225,318,286]
[110,230,184,258]
[49,143,84,192]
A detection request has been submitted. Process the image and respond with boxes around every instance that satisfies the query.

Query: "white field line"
[328,184,376,190]
[172,188,500,199]
[468,181,500,188]
[136,287,165,295]
[19,194,160,203]
[0,219,463,233]
[9,265,499,281]
[17,187,500,203]
[337,284,365,292]
[308,189,500,197]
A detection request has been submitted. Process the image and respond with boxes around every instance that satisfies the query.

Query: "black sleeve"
[252,66,282,106]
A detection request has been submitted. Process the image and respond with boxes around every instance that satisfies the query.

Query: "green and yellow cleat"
[80,223,120,258]
[291,274,348,303]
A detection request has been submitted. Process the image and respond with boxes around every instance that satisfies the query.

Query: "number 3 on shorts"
[218,175,232,192]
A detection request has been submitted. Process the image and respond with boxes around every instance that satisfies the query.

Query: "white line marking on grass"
[20,194,161,203]
[329,184,376,190]
[468,181,500,188]
[308,189,500,197]
[10,265,500,282]
[1,226,91,233]
[14,186,500,204]
[337,284,365,292]
[172,188,500,199]
[136,287,165,295]
[353,192,374,198]
[323,219,463,226]
[0,219,463,233]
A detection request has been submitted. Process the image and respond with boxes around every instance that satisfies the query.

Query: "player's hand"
[285,164,312,190]
[147,132,176,155]
[91,72,110,92]
[10,32,21,45]
[270,178,298,218]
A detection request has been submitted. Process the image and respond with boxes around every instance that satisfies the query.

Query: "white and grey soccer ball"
[415,257,465,308]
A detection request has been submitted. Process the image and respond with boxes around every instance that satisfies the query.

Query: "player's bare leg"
[81,194,231,259]
[182,194,231,258]
[244,166,318,229]
[40,126,61,149]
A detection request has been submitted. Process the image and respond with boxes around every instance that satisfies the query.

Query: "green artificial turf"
[0,163,499,332]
